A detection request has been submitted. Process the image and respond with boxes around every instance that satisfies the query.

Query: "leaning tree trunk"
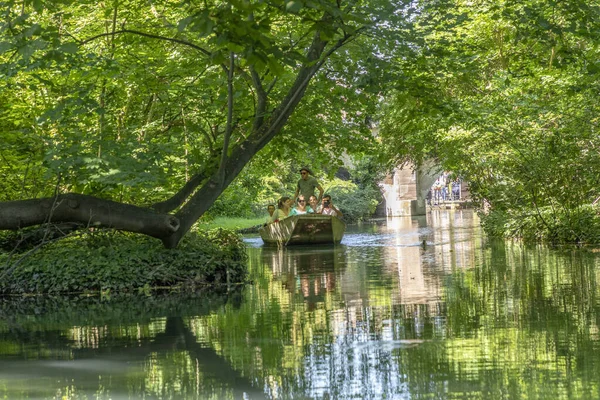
[0,194,180,240]
[162,142,261,248]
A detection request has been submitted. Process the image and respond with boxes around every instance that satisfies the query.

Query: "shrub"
[481,204,600,245]
[325,179,380,223]
[0,228,247,295]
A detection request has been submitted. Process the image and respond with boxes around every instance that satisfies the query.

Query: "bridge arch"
[379,160,468,217]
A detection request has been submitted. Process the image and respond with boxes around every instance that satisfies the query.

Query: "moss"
[0,228,248,295]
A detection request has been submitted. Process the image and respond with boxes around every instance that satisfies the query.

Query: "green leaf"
[0,42,12,54]
[59,42,78,53]
[285,1,303,13]
[177,16,193,32]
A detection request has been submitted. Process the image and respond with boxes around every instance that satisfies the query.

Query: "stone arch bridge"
[379,161,470,217]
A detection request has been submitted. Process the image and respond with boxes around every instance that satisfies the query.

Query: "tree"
[377,0,600,220]
[0,0,411,248]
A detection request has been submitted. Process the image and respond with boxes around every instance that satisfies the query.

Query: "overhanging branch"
[80,29,212,56]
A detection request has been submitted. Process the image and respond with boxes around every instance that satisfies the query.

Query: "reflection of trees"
[202,223,600,398]
[436,241,600,397]
[4,224,600,398]
[0,293,266,399]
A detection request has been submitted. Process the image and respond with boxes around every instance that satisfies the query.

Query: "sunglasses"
[298,200,306,203]
[301,172,307,175]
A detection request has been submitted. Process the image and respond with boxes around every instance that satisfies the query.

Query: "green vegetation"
[198,216,266,231]
[0,228,247,294]
[0,0,391,289]
[0,0,400,248]
[1,0,598,272]
[482,205,600,245]
[377,0,600,243]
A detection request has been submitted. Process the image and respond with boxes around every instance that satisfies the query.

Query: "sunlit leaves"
[0,0,415,222]
[378,0,600,226]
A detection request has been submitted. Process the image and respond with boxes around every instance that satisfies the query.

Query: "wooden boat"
[259,214,346,245]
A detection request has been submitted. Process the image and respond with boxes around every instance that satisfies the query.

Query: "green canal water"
[2,209,600,399]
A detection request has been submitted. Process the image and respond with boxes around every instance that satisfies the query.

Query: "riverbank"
[0,228,247,295]
[198,216,265,232]
[481,204,600,244]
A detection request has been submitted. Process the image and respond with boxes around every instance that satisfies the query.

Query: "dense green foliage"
[482,205,600,245]
[0,0,404,255]
[0,0,400,204]
[377,0,600,242]
[3,0,597,245]
[0,228,247,294]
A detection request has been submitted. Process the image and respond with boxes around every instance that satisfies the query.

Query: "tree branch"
[250,66,268,131]
[255,30,358,148]
[219,52,235,185]
[150,167,212,213]
[80,29,212,56]
[0,194,180,240]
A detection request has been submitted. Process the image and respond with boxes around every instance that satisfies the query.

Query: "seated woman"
[290,195,313,215]
[308,195,320,214]
[270,196,293,223]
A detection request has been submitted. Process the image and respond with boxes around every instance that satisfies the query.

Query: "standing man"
[294,166,324,203]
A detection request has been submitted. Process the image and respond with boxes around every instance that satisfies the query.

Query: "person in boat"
[319,194,343,218]
[293,166,324,204]
[290,195,313,215]
[308,195,319,213]
[264,204,276,225]
[270,196,293,223]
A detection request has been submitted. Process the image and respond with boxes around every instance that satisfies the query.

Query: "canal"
[1,209,600,399]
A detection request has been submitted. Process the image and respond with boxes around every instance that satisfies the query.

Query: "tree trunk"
[0,194,179,241]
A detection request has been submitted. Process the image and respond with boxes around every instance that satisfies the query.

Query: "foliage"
[0,228,247,294]
[0,0,411,247]
[324,178,379,223]
[205,182,258,219]
[197,216,266,231]
[376,0,600,242]
[0,0,404,199]
[481,205,600,245]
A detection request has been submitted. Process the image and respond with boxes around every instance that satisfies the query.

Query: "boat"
[259,214,346,245]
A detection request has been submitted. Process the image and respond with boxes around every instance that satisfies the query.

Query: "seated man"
[319,194,342,218]
[265,204,276,225]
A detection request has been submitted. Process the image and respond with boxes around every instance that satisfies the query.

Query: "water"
[2,209,600,399]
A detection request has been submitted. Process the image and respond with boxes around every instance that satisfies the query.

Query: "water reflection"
[2,210,600,399]
[234,211,485,398]
[263,246,344,311]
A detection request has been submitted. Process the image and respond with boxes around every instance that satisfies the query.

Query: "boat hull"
[259,214,345,245]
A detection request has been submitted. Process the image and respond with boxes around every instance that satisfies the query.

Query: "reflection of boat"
[259,214,346,245]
